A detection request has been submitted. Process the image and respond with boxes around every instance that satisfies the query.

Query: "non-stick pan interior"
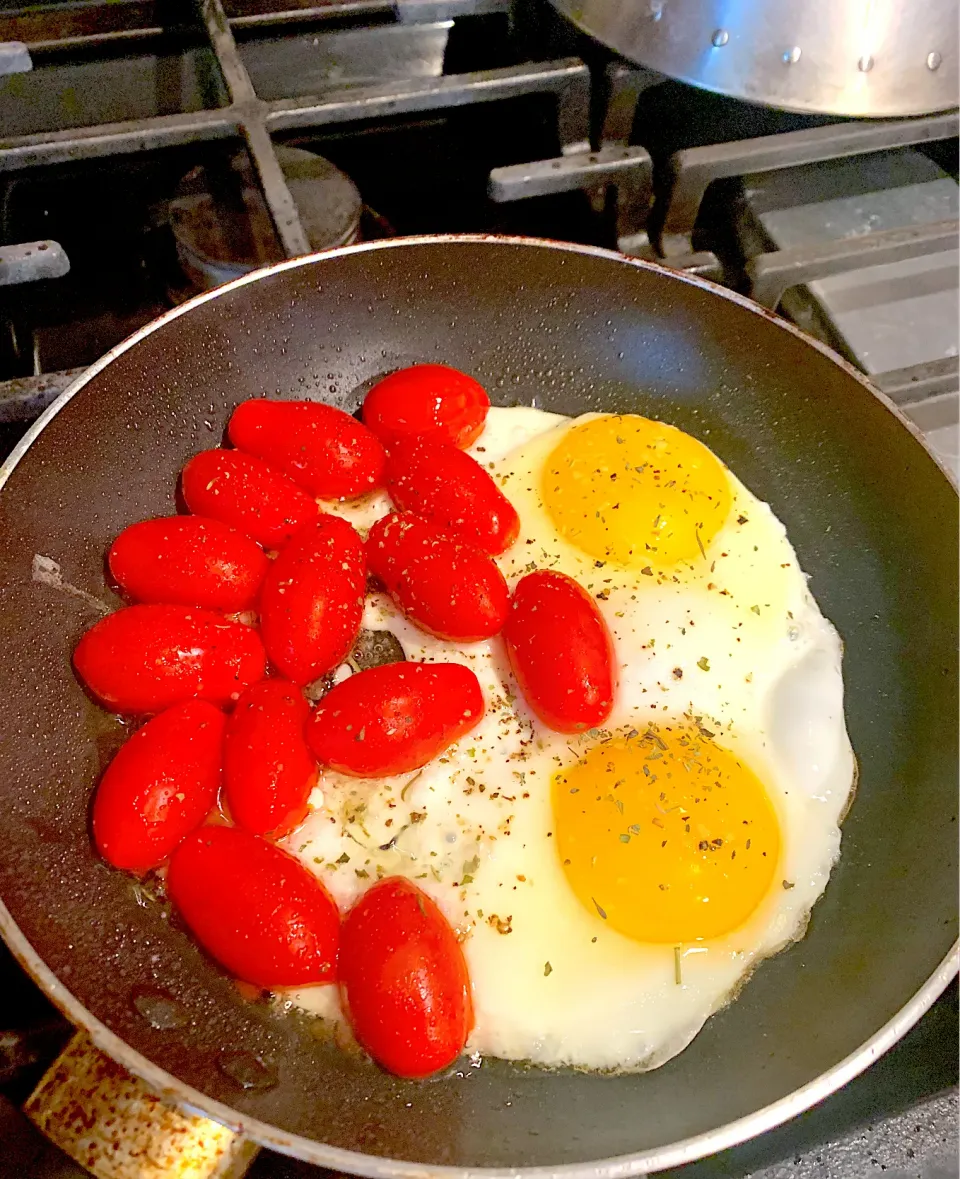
[0,239,956,1171]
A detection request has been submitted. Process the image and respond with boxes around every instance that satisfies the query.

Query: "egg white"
[280,407,855,1073]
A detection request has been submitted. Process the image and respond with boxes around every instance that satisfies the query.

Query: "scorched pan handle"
[24,1031,259,1179]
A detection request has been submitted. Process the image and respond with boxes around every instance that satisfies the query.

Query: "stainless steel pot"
[549,0,959,117]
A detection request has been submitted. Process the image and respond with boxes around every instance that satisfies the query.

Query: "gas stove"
[0,0,956,1174]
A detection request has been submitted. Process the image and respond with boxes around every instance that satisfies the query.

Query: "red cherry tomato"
[502,570,615,733]
[258,515,366,686]
[228,399,386,500]
[73,604,266,715]
[167,825,339,989]
[92,701,225,873]
[367,512,508,642]
[224,679,318,838]
[362,364,489,451]
[308,662,483,777]
[108,516,268,611]
[181,448,317,551]
[340,876,473,1078]
[385,437,519,556]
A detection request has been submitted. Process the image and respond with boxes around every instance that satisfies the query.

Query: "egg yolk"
[553,724,780,942]
[541,415,732,568]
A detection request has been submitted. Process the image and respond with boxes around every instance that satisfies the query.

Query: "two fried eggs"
[283,406,855,1072]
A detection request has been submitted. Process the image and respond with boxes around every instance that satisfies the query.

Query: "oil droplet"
[858,54,874,72]
[926,51,942,70]
[217,1050,278,1091]
[782,46,801,64]
[711,28,729,46]
[131,986,188,1030]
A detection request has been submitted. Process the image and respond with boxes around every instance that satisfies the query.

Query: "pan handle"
[24,1031,258,1179]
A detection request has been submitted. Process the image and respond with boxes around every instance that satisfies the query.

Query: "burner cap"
[170,146,361,296]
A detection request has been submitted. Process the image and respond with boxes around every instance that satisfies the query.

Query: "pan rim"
[0,233,956,1175]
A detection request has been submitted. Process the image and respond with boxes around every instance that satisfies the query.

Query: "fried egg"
[282,407,855,1072]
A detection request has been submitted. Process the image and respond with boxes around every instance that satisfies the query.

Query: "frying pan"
[0,236,956,1176]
